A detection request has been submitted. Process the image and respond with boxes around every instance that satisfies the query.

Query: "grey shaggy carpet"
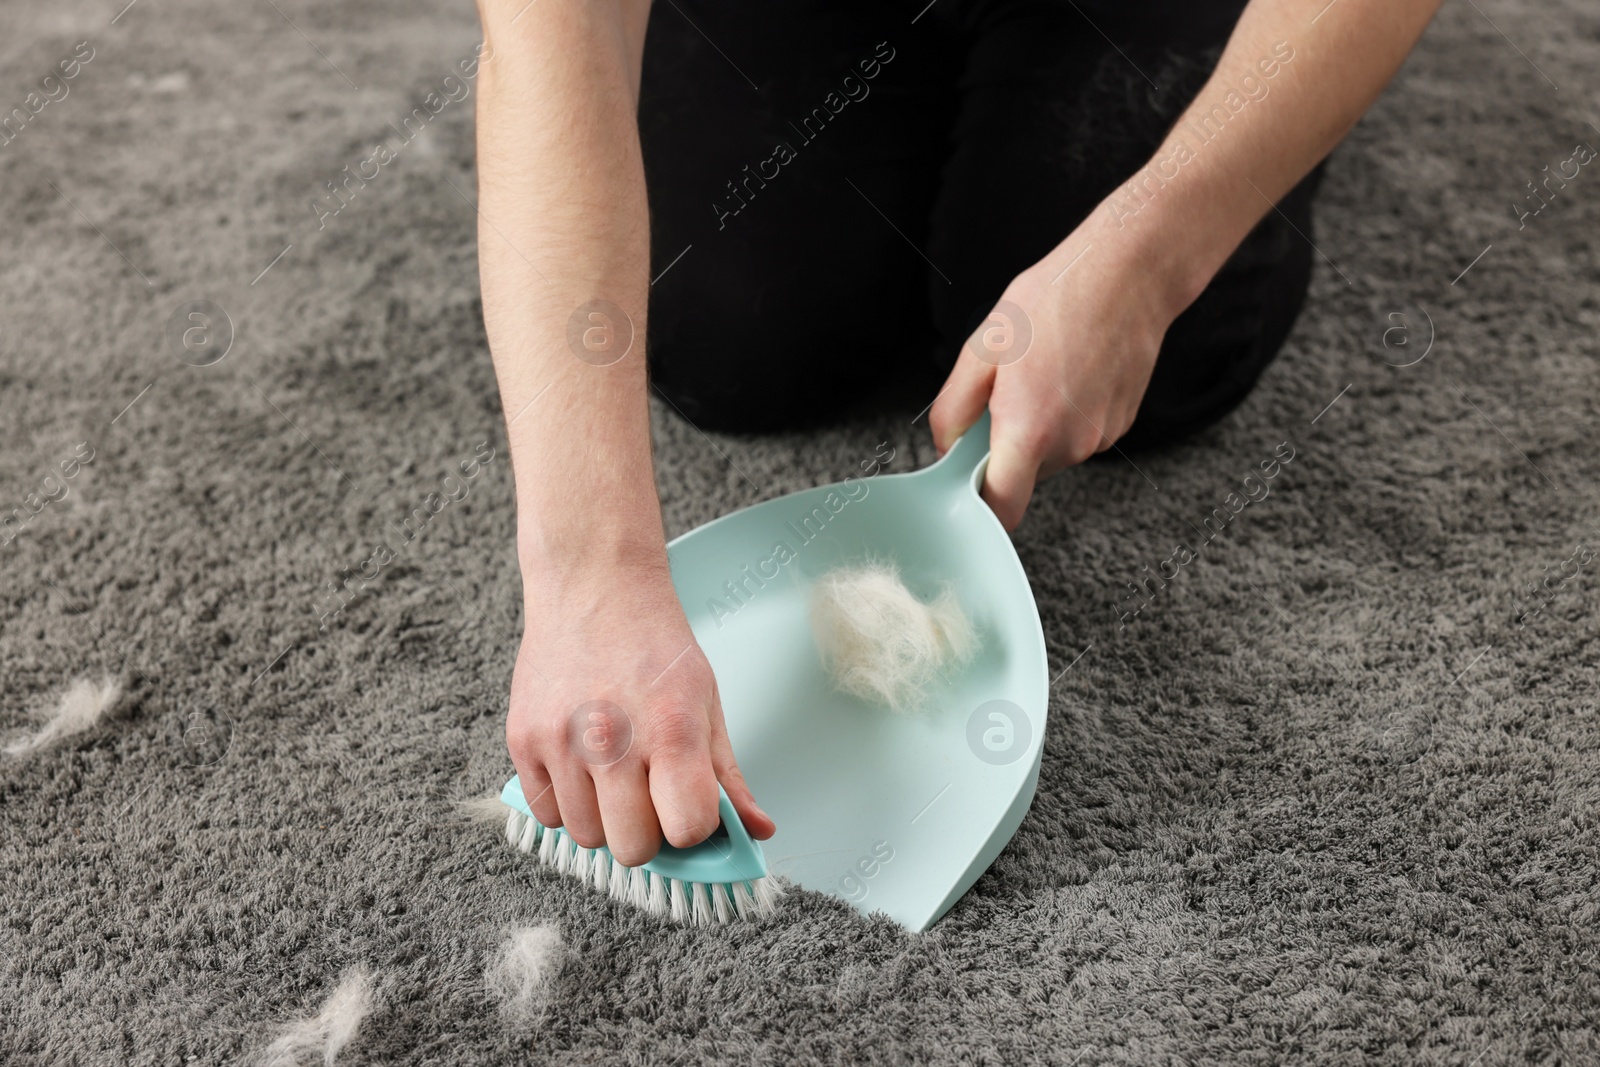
[3,1,1599,1064]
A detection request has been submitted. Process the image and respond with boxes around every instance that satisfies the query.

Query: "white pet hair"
[4,675,122,756]
[259,967,375,1067]
[485,925,564,1029]
[455,793,515,824]
[810,561,979,713]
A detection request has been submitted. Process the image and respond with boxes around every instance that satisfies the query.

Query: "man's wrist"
[517,509,668,574]
[518,530,679,630]
[1067,157,1265,326]
[1040,205,1201,329]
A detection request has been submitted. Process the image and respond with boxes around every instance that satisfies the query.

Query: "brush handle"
[918,409,992,497]
[501,776,768,882]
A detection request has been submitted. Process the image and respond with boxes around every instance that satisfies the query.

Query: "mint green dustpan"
[667,410,1048,931]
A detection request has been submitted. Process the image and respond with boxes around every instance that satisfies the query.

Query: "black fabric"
[638,0,1322,447]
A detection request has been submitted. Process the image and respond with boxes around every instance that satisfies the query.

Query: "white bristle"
[751,876,781,915]
[537,823,558,865]
[610,859,631,903]
[689,882,711,926]
[499,801,784,923]
[731,881,753,920]
[555,835,576,876]
[648,871,669,916]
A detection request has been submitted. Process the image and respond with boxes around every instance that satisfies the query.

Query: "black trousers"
[638,0,1323,448]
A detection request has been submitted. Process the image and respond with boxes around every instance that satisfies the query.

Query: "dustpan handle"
[919,409,992,496]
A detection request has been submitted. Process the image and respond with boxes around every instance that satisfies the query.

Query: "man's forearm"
[1068,0,1442,316]
[475,0,662,575]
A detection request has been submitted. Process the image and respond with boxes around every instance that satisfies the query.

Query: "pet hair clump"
[4,675,122,756]
[258,967,375,1067]
[809,561,978,713]
[486,925,564,1029]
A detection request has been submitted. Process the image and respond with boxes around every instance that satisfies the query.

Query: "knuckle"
[660,813,714,849]
[609,831,663,869]
[505,715,540,758]
[656,783,720,848]
[532,713,569,752]
[1010,418,1054,462]
[533,802,563,828]
[567,700,635,766]
[567,826,605,850]
[1064,427,1102,465]
[646,705,708,752]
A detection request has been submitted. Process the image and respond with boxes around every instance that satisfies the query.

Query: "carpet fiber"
[3,1,1598,1064]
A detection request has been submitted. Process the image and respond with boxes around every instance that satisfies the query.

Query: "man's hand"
[506,555,775,867]
[930,0,1443,532]
[475,0,770,866]
[929,220,1178,532]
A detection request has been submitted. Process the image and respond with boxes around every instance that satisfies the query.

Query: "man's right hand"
[506,555,775,867]
[473,0,765,863]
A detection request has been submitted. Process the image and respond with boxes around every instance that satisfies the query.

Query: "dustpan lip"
[664,412,997,551]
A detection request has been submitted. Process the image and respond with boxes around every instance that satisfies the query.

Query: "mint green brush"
[500,777,782,924]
